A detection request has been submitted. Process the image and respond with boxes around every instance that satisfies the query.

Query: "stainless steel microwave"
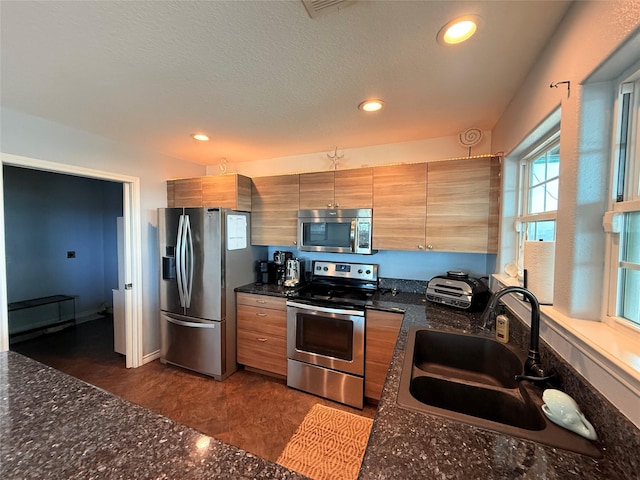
[298,209,375,254]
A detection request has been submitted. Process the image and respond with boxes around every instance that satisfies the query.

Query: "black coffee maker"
[255,260,271,285]
[273,251,293,286]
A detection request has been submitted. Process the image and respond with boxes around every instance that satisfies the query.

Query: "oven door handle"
[286,301,364,317]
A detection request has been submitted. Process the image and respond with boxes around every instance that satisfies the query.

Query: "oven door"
[286,301,365,376]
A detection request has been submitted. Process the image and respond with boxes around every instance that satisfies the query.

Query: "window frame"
[604,68,640,333]
[514,132,560,274]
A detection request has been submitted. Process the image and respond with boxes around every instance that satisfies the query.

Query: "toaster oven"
[426,271,489,310]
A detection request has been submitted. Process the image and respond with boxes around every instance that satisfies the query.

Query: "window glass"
[619,212,639,325]
[623,211,640,263]
[526,145,560,215]
[547,179,559,211]
[527,220,556,242]
[530,159,547,187]
[621,270,639,324]
[529,186,546,214]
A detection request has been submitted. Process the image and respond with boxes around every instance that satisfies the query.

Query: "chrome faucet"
[479,286,555,384]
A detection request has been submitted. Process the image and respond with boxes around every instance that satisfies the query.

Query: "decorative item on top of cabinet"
[251,174,300,246]
[425,156,500,253]
[365,309,404,401]
[299,169,373,210]
[236,292,287,377]
[372,163,427,251]
[167,174,252,210]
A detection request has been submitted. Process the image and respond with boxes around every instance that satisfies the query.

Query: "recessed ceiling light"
[358,99,384,112]
[192,133,209,141]
[437,15,481,45]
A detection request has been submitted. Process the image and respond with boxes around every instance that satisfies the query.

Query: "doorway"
[0,152,143,367]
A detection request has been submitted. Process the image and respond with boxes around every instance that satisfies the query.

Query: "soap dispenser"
[495,314,509,343]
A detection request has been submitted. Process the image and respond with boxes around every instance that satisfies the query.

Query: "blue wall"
[266,246,496,283]
[4,166,122,332]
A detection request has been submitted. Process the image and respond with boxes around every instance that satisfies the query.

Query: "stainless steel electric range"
[286,260,378,409]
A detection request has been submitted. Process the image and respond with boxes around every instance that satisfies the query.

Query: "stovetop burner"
[289,260,379,309]
[294,284,375,308]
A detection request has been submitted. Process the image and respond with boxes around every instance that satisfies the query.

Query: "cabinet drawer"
[237,330,287,376]
[237,305,287,337]
[237,292,287,311]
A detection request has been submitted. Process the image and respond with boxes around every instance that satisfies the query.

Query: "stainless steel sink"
[397,327,602,458]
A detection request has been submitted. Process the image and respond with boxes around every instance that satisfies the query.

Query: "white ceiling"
[0,1,572,165]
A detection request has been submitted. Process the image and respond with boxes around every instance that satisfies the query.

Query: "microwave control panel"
[356,219,371,250]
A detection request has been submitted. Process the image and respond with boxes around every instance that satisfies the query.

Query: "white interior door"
[0,164,9,352]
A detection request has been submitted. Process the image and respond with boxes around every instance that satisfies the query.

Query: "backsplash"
[378,277,428,294]
[503,307,640,473]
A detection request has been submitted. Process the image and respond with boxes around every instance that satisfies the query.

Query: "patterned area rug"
[277,404,373,480]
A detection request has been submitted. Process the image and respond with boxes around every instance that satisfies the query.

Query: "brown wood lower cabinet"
[236,293,287,377]
[365,309,404,401]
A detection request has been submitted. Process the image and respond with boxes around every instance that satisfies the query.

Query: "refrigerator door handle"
[176,214,186,308]
[165,314,219,329]
[184,214,194,308]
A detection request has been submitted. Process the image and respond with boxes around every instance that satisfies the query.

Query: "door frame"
[0,152,143,368]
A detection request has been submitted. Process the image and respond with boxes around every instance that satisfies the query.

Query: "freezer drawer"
[160,312,225,379]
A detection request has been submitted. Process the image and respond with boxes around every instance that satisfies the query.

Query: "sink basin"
[411,329,522,388]
[410,376,545,431]
[397,327,602,458]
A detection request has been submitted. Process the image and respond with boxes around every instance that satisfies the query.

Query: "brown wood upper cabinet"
[299,169,373,210]
[251,174,300,246]
[372,158,500,253]
[372,163,427,251]
[425,157,500,253]
[167,174,252,211]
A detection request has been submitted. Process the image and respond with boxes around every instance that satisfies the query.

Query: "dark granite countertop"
[236,283,304,298]
[0,351,307,480]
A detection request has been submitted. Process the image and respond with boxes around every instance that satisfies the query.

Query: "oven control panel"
[311,261,378,282]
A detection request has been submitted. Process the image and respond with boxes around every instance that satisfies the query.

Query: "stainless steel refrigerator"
[158,207,264,380]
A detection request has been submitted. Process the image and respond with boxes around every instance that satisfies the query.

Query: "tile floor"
[11,316,377,462]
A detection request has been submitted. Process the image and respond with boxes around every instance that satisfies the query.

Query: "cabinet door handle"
[327,203,333,208]
[256,313,267,317]
[427,244,434,250]
[418,244,425,250]
[335,203,340,208]
[256,338,268,342]
[256,300,267,304]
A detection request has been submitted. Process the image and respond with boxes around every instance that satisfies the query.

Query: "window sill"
[492,274,640,428]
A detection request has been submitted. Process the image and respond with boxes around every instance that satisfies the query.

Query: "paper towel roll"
[524,241,555,304]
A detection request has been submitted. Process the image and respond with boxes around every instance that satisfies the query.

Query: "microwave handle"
[350,218,356,252]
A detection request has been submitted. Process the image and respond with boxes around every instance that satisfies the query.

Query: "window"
[606,71,640,329]
[515,135,560,273]
[620,212,639,324]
